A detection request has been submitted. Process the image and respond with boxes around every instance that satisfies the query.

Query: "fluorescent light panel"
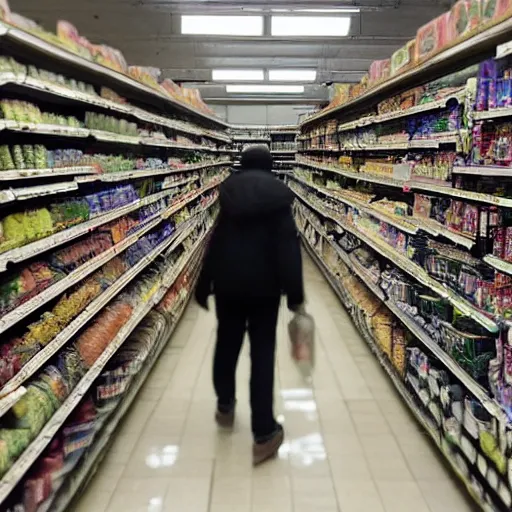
[226,84,305,94]
[271,16,351,36]
[298,8,360,13]
[181,15,263,36]
[271,8,360,13]
[269,69,316,82]
[212,69,264,81]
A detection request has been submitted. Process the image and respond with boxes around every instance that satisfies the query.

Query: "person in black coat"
[195,145,304,465]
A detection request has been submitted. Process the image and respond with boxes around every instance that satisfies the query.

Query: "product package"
[288,309,315,375]
[415,13,452,63]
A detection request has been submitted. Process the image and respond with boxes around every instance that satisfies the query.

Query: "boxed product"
[330,83,351,107]
[369,59,391,85]
[450,0,482,40]
[415,12,452,63]
[391,40,416,76]
[482,0,512,23]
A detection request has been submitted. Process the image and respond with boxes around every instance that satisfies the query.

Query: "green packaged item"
[11,385,56,436]
[0,429,32,460]
[22,145,35,169]
[27,65,39,80]
[34,145,47,169]
[0,146,15,171]
[0,440,11,477]
[11,145,24,170]
[0,101,14,121]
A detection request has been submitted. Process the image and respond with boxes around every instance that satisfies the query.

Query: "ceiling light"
[269,69,317,82]
[270,8,360,13]
[271,16,351,37]
[181,15,263,36]
[298,8,360,13]
[212,69,264,81]
[226,85,305,94]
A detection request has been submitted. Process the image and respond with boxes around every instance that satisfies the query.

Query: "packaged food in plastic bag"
[288,309,315,373]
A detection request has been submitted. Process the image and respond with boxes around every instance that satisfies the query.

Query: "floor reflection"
[279,388,326,465]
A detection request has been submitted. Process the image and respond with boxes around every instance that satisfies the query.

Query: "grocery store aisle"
[76,256,476,512]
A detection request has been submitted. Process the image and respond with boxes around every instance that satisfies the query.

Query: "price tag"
[402,185,411,192]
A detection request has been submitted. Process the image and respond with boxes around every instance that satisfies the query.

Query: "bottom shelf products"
[299,221,512,512]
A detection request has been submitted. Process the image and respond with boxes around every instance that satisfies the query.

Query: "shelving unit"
[290,14,512,512]
[228,124,297,171]
[0,11,231,510]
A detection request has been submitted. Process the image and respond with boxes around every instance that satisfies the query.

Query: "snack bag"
[288,309,315,375]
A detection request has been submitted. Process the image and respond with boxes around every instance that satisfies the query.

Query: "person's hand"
[289,303,306,314]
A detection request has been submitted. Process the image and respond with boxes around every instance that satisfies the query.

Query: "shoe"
[253,425,284,466]
[215,403,235,428]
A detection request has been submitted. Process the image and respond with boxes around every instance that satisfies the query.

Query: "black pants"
[214,295,280,440]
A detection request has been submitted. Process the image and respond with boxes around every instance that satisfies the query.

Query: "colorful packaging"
[369,59,391,84]
[391,40,416,76]
[482,0,512,23]
[451,0,482,40]
[416,12,452,63]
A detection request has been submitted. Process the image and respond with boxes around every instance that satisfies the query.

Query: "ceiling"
[11,0,453,104]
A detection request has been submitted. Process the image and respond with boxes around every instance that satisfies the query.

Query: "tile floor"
[76,256,477,512]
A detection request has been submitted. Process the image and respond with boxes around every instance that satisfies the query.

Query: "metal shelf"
[300,222,508,429]
[296,160,512,208]
[0,21,228,130]
[0,178,222,335]
[291,186,498,333]
[0,161,229,204]
[291,173,476,248]
[336,91,466,133]
[0,73,230,143]
[301,16,512,128]
[0,207,213,398]
[0,222,213,503]
[0,178,194,272]
[0,120,219,151]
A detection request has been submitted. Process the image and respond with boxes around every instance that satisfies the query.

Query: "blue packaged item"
[98,190,113,212]
[84,193,103,218]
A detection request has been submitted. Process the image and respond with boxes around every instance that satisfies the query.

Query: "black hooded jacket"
[195,146,304,309]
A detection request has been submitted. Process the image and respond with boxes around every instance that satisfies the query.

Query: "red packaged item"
[56,21,93,60]
[93,45,128,74]
[451,0,481,40]
[482,0,512,23]
[161,79,184,101]
[369,59,391,85]
[128,66,161,88]
[416,12,452,63]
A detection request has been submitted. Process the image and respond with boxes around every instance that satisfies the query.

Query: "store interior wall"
[208,104,315,125]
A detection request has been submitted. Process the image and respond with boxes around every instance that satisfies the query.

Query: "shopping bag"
[288,310,315,373]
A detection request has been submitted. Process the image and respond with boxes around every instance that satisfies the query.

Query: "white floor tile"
[75,256,475,512]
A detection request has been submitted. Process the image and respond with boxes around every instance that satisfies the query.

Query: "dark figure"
[195,145,304,465]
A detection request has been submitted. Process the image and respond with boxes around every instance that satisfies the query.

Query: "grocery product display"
[288,10,512,512]
[227,125,297,171]
[0,1,231,508]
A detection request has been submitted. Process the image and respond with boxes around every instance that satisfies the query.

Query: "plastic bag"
[288,310,315,374]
